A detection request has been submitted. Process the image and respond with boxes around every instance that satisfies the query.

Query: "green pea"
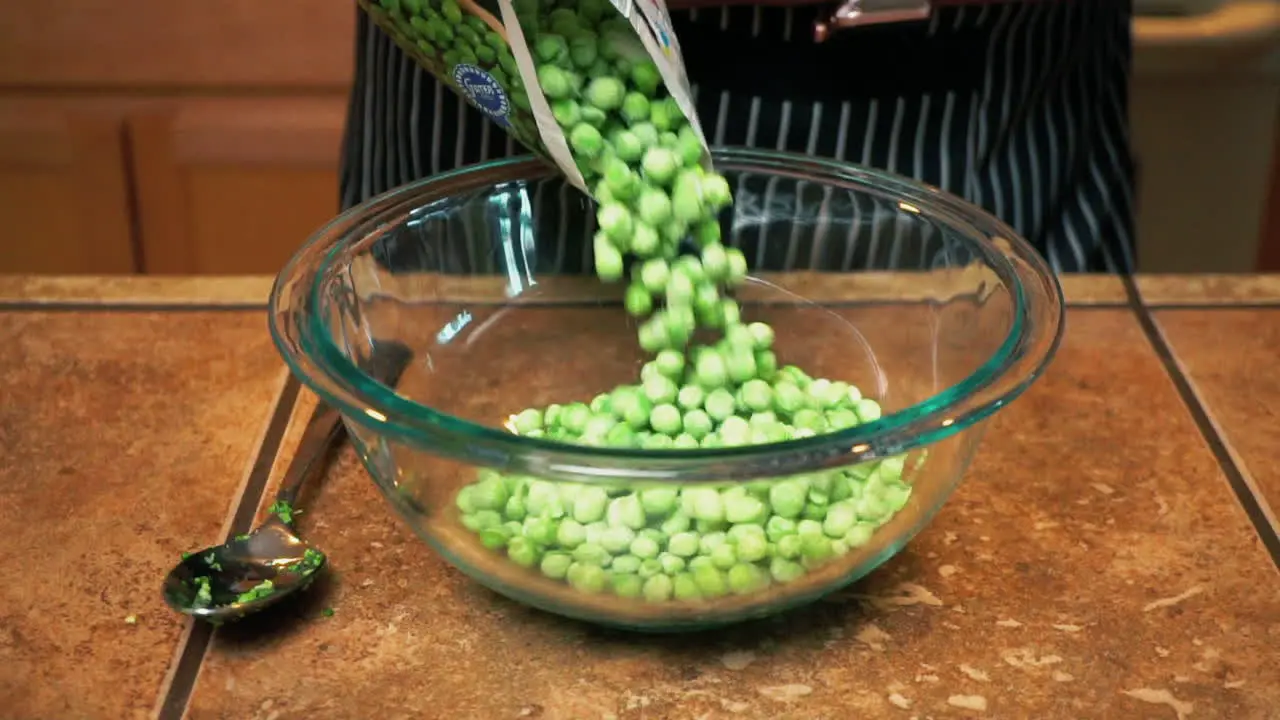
[727,563,769,595]
[642,574,674,602]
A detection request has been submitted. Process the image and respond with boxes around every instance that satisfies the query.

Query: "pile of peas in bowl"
[271,146,1063,630]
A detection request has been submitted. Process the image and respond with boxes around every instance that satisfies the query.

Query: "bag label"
[452,64,512,127]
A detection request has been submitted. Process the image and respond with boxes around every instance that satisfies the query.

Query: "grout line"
[1122,275,1280,569]
[151,373,303,720]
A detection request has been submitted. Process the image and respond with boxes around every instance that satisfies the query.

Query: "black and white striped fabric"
[341,0,1136,274]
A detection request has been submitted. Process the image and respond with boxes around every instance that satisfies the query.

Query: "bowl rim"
[269,148,1064,483]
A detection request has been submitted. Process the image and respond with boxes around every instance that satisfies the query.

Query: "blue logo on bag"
[453,64,510,126]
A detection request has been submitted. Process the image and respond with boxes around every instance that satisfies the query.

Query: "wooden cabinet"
[129,98,347,274]
[0,0,353,275]
[0,100,135,274]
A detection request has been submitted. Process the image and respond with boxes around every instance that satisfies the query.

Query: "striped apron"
[341,0,1137,274]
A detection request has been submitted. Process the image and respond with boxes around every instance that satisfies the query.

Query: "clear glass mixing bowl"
[270,148,1063,631]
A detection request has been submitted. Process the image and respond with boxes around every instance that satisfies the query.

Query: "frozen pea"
[637,187,672,227]
[568,33,597,67]
[746,322,775,350]
[455,485,477,514]
[882,483,912,513]
[522,516,558,546]
[621,91,650,123]
[593,237,624,282]
[700,243,729,281]
[639,487,678,517]
[650,97,680,131]
[704,387,736,421]
[682,409,713,439]
[733,529,769,563]
[666,271,695,307]
[601,525,637,555]
[660,512,691,536]
[826,408,859,429]
[800,534,834,566]
[700,432,722,448]
[725,247,749,285]
[606,493,646,530]
[507,536,539,568]
[638,558,664,579]
[797,519,825,537]
[570,123,605,158]
[879,455,907,481]
[472,475,509,511]
[568,563,607,593]
[792,408,827,432]
[694,218,721,248]
[624,282,654,317]
[855,493,888,522]
[724,492,767,525]
[776,533,803,560]
[765,515,797,542]
[630,60,662,95]
[672,572,702,601]
[504,494,527,521]
[693,565,728,598]
[698,531,727,555]
[831,539,850,556]
[658,552,686,574]
[642,147,679,185]
[685,487,724,523]
[540,551,573,579]
[596,202,632,244]
[654,349,684,378]
[823,500,858,538]
[770,557,806,584]
[676,129,703,167]
[694,351,728,390]
[649,403,682,435]
[709,543,737,570]
[701,173,733,208]
[556,518,587,548]
[642,574,674,602]
[741,380,773,413]
[612,573,644,599]
[611,554,642,575]
[572,542,611,567]
[719,416,751,446]
[727,563,769,595]
[630,535,661,559]
[668,531,700,558]
[536,64,571,98]
[584,521,608,546]
[642,373,678,405]
[854,398,883,422]
[677,384,705,411]
[630,222,660,257]
[673,433,699,449]
[844,522,876,548]
[610,129,644,163]
[584,76,625,110]
[671,173,705,223]
[631,121,659,148]
[479,526,511,550]
[638,258,670,294]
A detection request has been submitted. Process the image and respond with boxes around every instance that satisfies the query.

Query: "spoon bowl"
[162,519,326,621]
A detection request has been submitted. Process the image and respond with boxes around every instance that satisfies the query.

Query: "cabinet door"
[0,100,136,274]
[129,98,348,275]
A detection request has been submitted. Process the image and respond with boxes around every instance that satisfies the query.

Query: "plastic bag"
[359,0,710,193]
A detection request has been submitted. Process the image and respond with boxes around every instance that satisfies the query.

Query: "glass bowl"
[269,148,1063,631]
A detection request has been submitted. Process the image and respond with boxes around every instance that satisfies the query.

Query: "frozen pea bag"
[358,0,710,192]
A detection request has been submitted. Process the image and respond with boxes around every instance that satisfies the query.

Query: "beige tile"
[0,311,286,719]
[1155,309,1280,527]
[186,310,1279,719]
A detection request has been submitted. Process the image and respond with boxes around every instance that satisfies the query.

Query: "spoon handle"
[269,340,416,521]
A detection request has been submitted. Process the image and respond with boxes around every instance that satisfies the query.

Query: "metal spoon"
[161,341,413,622]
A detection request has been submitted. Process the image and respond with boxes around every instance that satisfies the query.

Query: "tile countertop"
[1,274,1278,720]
